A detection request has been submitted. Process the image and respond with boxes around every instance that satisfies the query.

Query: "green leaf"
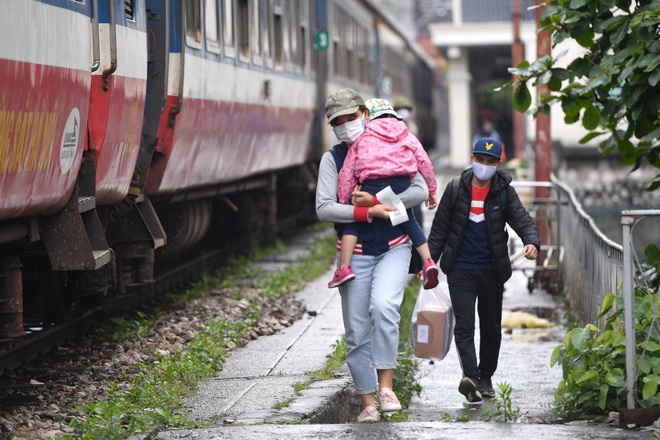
[570,328,593,351]
[578,131,607,144]
[513,83,532,112]
[649,68,660,87]
[583,104,601,130]
[577,370,599,383]
[598,384,608,410]
[642,380,658,401]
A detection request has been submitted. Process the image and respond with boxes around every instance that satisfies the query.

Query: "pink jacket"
[337,118,438,204]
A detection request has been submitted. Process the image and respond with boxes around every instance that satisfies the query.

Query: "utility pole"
[512,0,525,159]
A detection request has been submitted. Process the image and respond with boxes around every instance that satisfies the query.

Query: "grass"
[62,228,337,440]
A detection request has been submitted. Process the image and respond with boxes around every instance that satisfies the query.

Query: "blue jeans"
[337,242,412,395]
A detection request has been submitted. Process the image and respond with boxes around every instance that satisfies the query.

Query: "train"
[0,0,441,342]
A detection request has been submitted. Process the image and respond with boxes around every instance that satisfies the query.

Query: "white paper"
[375,186,409,226]
[417,325,430,344]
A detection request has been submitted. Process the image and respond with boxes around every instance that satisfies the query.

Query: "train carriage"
[0,0,442,362]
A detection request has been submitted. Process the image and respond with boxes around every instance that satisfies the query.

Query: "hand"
[352,189,373,207]
[425,194,438,210]
[368,204,397,219]
[522,244,538,260]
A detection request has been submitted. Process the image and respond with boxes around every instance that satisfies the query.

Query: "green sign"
[316,30,329,50]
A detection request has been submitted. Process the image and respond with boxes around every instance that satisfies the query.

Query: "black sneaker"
[458,377,482,403]
[478,377,495,398]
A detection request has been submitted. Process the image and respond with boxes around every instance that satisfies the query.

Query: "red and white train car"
[0,0,441,344]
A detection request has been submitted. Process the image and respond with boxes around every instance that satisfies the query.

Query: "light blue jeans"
[337,242,412,395]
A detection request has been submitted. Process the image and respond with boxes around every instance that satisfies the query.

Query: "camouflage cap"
[325,89,365,123]
[392,96,413,110]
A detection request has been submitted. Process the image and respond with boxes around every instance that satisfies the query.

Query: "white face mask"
[333,118,365,144]
[397,109,411,121]
[472,161,498,181]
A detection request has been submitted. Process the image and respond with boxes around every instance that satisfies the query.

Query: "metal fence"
[551,175,624,326]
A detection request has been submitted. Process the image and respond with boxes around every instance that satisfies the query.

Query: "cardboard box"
[414,308,454,360]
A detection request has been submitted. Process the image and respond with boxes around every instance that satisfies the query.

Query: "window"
[288,0,298,71]
[299,0,309,72]
[273,1,284,68]
[262,0,272,64]
[124,0,135,20]
[250,0,261,64]
[223,0,235,56]
[206,0,221,53]
[185,0,202,48]
[237,0,249,60]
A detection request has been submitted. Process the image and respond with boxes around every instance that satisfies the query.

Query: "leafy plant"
[551,288,660,417]
[392,356,422,410]
[509,0,660,190]
[488,382,520,423]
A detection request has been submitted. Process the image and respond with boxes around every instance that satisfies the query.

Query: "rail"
[551,175,624,327]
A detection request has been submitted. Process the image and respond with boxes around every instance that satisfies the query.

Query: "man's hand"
[522,244,538,260]
[368,204,397,219]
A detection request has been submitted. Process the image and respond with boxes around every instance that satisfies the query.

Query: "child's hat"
[473,137,503,159]
[365,98,403,121]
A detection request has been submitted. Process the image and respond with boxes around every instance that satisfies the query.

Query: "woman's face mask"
[472,161,498,181]
[333,117,365,144]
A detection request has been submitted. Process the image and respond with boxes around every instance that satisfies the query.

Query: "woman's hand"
[368,204,397,219]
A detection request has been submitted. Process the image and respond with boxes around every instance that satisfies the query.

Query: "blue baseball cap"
[473,137,503,159]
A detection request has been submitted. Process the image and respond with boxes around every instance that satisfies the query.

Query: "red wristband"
[354,206,370,222]
[372,195,381,206]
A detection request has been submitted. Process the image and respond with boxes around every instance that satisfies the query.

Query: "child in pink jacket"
[329,98,440,289]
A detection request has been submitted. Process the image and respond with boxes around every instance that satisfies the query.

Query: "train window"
[288,0,298,72]
[331,8,342,78]
[273,1,284,69]
[206,0,221,54]
[223,0,236,57]
[262,0,271,65]
[250,0,262,65]
[299,1,309,73]
[185,0,202,49]
[124,0,135,20]
[237,0,249,61]
[346,21,355,81]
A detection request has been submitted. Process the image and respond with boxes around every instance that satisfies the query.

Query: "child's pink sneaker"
[328,266,356,288]
[422,258,439,289]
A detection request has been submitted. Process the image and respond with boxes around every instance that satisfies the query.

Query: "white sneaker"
[356,405,380,422]
[377,388,402,412]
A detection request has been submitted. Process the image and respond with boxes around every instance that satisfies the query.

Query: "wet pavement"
[142,172,658,440]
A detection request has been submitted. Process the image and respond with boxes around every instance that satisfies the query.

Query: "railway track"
[0,225,292,373]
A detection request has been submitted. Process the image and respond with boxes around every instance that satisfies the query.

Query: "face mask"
[333,118,365,144]
[397,109,411,121]
[472,161,498,181]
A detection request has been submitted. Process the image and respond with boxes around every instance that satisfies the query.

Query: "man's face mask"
[333,117,365,144]
[397,109,411,121]
[472,161,498,181]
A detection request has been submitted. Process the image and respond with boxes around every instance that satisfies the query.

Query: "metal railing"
[551,175,624,327]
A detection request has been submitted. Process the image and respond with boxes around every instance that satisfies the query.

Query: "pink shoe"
[328,266,356,288]
[422,258,439,289]
[377,388,402,412]
[356,405,380,422]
